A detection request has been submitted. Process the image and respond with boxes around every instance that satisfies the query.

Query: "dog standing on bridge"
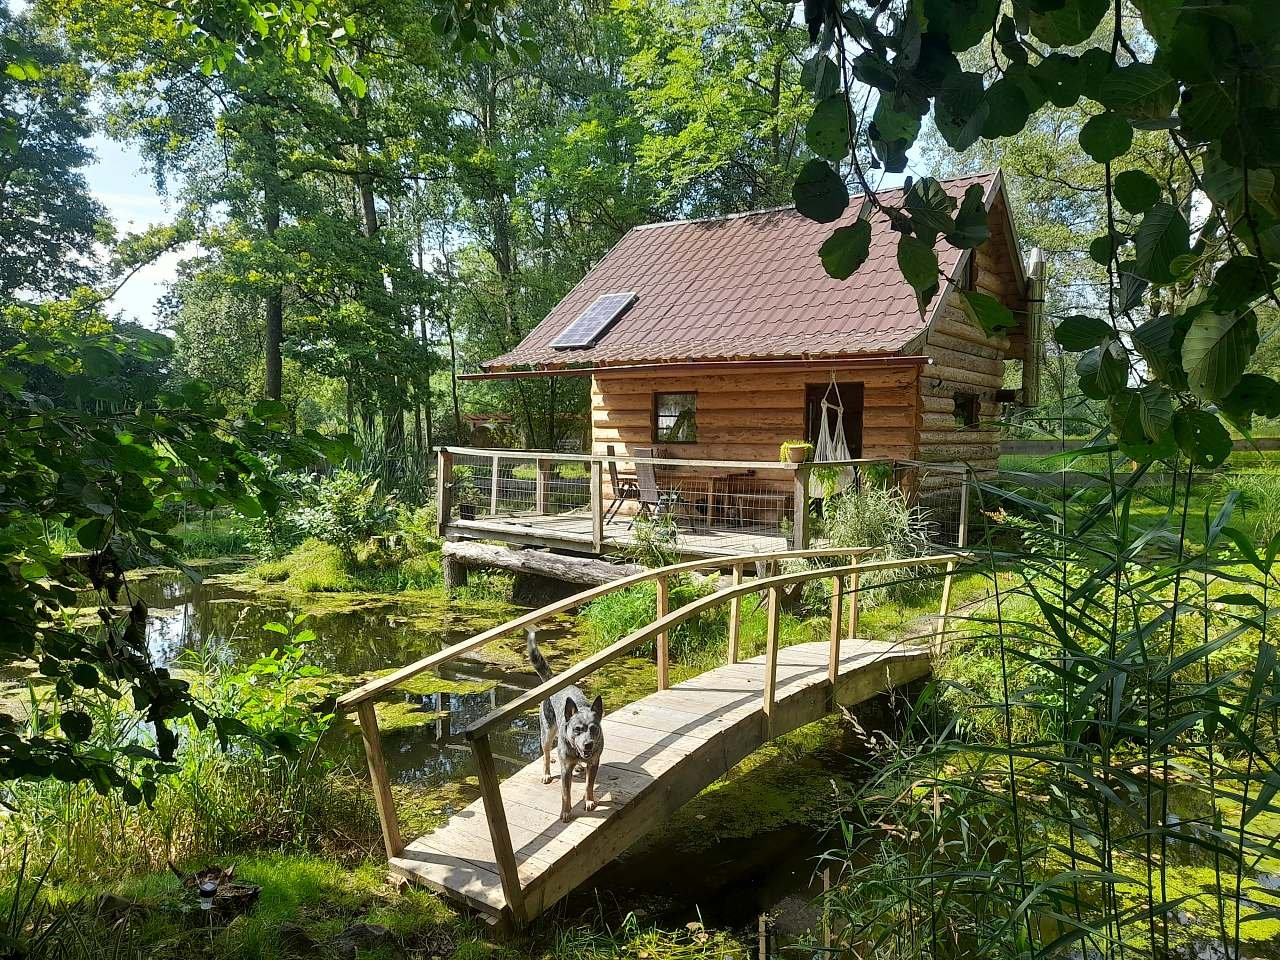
[527,630,605,822]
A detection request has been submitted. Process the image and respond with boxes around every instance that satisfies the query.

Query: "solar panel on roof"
[550,292,638,350]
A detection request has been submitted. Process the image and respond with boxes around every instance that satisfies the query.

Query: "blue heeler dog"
[527,630,604,822]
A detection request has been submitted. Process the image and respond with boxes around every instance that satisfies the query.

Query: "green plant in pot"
[780,440,814,464]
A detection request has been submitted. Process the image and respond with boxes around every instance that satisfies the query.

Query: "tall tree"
[0,1,107,300]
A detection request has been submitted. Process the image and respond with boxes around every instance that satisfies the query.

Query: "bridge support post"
[472,734,528,930]
[355,702,403,859]
[934,475,969,657]
[762,585,781,735]
[827,575,843,696]
[655,574,670,690]
[727,563,744,664]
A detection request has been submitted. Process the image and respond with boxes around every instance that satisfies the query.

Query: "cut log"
[442,540,645,587]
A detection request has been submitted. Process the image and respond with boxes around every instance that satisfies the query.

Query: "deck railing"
[336,544,967,928]
[435,446,903,553]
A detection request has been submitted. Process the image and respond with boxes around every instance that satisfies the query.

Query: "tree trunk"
[263,193,284,401]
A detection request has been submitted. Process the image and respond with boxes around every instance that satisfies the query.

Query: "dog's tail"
[526,629,553,682]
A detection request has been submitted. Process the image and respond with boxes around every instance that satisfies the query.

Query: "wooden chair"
[632,446,682,527]
[603,445,641,523]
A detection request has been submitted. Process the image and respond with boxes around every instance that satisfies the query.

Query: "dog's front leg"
[585,759,598,811]
[559,764,575,822]
[541,729,555,784]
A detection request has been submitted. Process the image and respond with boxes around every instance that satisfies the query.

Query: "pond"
[109,565,857,946]
[59,566,1280,958]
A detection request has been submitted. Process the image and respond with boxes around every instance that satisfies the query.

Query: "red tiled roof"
[484,172,1010,371]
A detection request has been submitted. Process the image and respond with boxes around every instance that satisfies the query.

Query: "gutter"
[460,354,932,381]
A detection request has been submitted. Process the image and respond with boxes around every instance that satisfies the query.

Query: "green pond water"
[74,568,1280,956]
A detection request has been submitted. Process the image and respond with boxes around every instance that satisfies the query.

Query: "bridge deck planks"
[388,637,929,925]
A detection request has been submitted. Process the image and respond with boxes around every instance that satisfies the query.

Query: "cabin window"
[954,392,981,429]
[958,254,977,291]
[653,392,697,443]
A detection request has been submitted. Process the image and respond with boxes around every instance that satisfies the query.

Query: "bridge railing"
[337,544,967,928]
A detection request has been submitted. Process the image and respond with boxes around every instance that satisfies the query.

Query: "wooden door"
[805,382,864,458]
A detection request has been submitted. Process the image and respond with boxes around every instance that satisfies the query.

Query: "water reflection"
[110,569,547,785]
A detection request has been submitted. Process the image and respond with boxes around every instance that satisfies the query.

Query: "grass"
[252,538,442,593]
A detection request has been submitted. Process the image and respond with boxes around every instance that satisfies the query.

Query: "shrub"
[1217,467,1280,539]
[292,471,395,560]
[817,483,934,607]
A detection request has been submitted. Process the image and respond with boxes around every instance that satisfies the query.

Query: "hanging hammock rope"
[810,374,859,498]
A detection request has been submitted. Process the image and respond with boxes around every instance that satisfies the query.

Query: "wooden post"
[535,458,551,515]
[355,702,403,858]
[763,585,781,734]
[471,734,527,930]
[934,476,968,657]
[827,575,843,693]
[935,560,956,658]
[727,562,744,664]
[590,459,604,553]
[489,454,500,517]
[791,464,811,549]
[655,574,670,690]
[847,569,860,642]
[436,449,453,537]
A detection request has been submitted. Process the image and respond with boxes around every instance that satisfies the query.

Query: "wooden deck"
[446,510,791,558]
[388,636,930,925]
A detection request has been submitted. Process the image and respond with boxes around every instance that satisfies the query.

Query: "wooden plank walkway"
[388,636,930,924]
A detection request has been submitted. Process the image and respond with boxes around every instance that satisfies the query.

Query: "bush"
[292,471,395,560]
[0,620,365,880]
[815,483,934,607]
[1217,467,1280,538]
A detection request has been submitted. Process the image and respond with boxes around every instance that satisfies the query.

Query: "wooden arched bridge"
[337,547,965,930]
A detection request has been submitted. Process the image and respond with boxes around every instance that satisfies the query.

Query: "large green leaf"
[819,220,872,280]
[1220,373,1280,428]
[935,70,989,152]
[871,94,922,144]
[981,75,1032,139]
[922,0,1000,51]
[1173,408,1233,468]
[944,184,990,247]
[1079,112,1133,162]
[1077,339,1129,399]
[806,95,851,163]
[1028,0,1108,45]
[1113,170,1161,214]
[793,159,849,223]
[897,234,940,314]
[1054,314,1113,350]
[1181,308,1259,400]
[904,178,957,237]
[1132,312,1189,392]
[1213,256,1276,313]
[1132,202,1190,284]
[962,290,1014,336]
[1095,62,1179,123]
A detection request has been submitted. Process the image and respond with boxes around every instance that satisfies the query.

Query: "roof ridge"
[631,171,998,232]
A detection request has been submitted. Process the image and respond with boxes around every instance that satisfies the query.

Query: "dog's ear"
[562,698,577,720]
[591,694,603,718]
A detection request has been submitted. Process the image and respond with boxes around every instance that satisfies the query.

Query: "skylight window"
[550,292,638,350]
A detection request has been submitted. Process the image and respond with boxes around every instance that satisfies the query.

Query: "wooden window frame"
[953,391,981,430]
[652,391,698,444]
[958,252,978,292]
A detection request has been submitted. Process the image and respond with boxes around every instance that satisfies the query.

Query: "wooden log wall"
[590,363,920,484]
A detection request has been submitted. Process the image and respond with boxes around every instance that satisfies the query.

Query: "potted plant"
[779,441,814,464]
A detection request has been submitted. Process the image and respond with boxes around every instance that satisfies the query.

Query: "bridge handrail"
[335,545,877,711]
[464,551,963,740]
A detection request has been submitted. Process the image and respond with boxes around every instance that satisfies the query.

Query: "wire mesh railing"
[436,447,979,556]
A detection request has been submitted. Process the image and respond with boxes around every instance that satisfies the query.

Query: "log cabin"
[477,171,1042,496]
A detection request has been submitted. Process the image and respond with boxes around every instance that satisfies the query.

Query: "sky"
[87,134,186,328]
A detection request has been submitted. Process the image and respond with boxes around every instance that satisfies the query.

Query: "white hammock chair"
[810,375,859,498]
